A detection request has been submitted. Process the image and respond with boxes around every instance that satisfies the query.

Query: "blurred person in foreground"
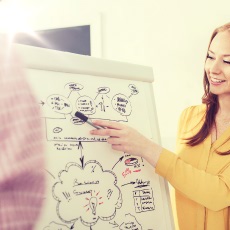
[0,36,45,229]
[91,22,230,230]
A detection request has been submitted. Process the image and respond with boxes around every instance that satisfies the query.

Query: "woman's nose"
[209,60,221,74]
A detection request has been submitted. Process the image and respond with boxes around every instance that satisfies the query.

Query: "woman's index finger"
[92,119,124,130]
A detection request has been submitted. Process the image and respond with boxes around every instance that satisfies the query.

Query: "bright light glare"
[0,3,33,37]
[0,1,56,49]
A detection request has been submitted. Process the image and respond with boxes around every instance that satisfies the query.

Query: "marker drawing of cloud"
[52,160,122,227]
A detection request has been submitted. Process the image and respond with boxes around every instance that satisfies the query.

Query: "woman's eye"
[207,55,214,60]
[223,60,230,65]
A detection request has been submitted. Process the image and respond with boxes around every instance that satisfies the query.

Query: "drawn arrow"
[78,141,84,168]
[112,156,124,170]
[109,221,119,228]
[39,100,45,106]
[44,169,55,179]
[102,95,105,111]
[121,181,136,187]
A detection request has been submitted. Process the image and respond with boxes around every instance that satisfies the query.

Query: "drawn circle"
[53,127,63,133]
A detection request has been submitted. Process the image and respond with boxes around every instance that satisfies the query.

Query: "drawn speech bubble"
[129,84,139,95]
[120,213,142,230]
[43,221,70,230]
[112,94,131,116]
[76,96,96,115]
[65,82,84,91]
[47,94,72,114]
[97,87,110,94]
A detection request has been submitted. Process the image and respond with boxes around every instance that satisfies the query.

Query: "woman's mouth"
[210,77,226,85]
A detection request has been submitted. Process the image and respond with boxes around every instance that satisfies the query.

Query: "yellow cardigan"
[156,104,230,230]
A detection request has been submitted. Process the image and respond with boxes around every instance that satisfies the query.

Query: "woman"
[90,23,230,230]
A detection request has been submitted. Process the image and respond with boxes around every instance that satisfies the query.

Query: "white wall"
[1,0,230,151]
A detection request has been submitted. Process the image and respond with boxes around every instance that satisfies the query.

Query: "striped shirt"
[0,38,45,230]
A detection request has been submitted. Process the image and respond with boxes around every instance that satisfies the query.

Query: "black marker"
[75,111,104,129]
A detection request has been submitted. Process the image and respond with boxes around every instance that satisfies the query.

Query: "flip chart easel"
[16,44,174,230]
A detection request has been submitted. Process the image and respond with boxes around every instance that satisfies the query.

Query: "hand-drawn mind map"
[40,82,157,230]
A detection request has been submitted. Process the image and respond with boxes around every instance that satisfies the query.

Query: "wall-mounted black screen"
[13,25,91,56]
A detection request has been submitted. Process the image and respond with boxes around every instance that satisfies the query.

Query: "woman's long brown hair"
[186,22,230,155]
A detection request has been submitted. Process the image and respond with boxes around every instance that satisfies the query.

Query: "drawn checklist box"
[133,189,155,213]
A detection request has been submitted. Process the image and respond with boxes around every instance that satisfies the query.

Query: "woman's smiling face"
[205,30,230,97]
